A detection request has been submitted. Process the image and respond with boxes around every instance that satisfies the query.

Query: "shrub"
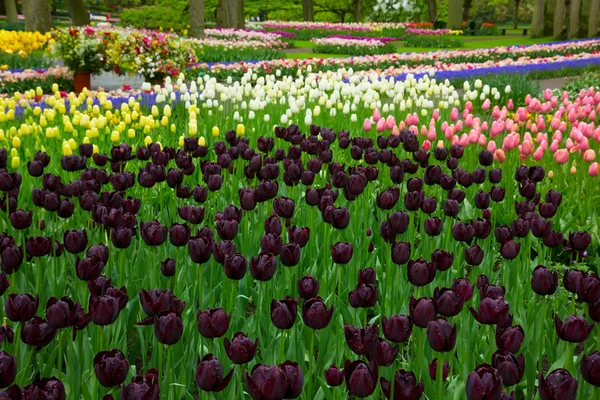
[404,34,464,48]
[120,6,188,32]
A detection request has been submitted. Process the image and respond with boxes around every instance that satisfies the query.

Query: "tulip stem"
[564,342,574,374]
[279,331,286,363]
[198,265,204,309]
[256,282,262,338]
[436,354,444,400]
[165,346,172,400]
[488,325,495,361]
[308,329,316,397]
[236,367,244,399]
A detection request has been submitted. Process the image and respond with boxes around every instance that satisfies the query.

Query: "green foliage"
[196,46,286,63]
[0,75,73,95]
[0,21,26,31]
[120,6,188,32]
[404,34,464,48]
[312,42,396,55]
[0,53,52,70]
[561,69,600,96]
[472,73,541,105]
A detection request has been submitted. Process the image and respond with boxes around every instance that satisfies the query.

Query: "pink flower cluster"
[404,28,456,36]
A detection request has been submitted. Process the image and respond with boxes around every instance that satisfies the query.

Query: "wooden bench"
[501,28,529,36]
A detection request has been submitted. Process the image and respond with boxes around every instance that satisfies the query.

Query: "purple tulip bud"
[429,358,450,382]
[344,360,378,398]
[270,297,298,330]
[427,317,457,352]
[94,349,130,387]
[224,332,258,364]
[297,275,319,300]
[195,354,234,392]
[554,314,594,343]
[466,364,504,400]
[245,364,287,400]
[538,369,577,400]
[0,350,17,388]
[492,350,525,386]
[301,297,333,330]
[324,364,344,387]
[531,265,559,296]
[380,368,423,400]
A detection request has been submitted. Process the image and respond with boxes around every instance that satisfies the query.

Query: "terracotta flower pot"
[73,72,91,93]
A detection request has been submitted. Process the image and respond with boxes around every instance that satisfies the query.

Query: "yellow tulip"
[170,124,176,134]
[11,136,20,148]
[199,136,206,146]
[68,138,77,150]
[128,129,135,139]
[111,131,120,142]
[164,105,172,117]
[11,157,20,169]
[212,126,219,137]
[236,124,245,136]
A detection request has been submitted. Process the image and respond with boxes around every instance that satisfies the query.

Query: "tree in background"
[447,0,462,29]
[23,0,53,33]
[512,0,521,28]
[67,0,91,25]
[568,0,581,38]
[590,0,600,37]
[216,0,245,27]
[530,0,544,36]
[463,0,472,21]
[3,0,17,23]
[353,0,363,22]
[302,0,315,20]
[553,0,565,38]
[190,0,205,37]
[427,0,437,21]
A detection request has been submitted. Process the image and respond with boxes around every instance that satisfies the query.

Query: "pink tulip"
[441,121,449,132]
[458,134,469,147]
[551,96,558,108]
[376,118,386,132]
[525,94,532,106]
[363,118,371,131]
[392,125,400,136]
[399,121,406,130]
[494,149,506,163]
[482,99,491,111]
[584,149,596,162]
[409,125,418,135]
[580,137,589,151]
[589,110,596,121]
[432,109,440,120]
[568,109,577,123]
[468,131,479,144]
[422,140,431,151]
[427,126,436,141]
[506,119,514,131]
[450,107,459,121]
[549,139,559,153]
[555,149,569,164]
[487,141,497,152]
[455,120,463,132]
[412,113,419,126]
[516,107,528,122]
[372,108,381,122]
[481,121,489,131]
[420,125,428,136]
[533,146,544,160]
[465,114,474,127]
[589,162,599,176]
[507,99,514,110]
[491,106,501,119]
[521,140,533,156]
[385,115,395,130]
[444,126,454,139]
[500,108,508,120]
[566,138,574,150]
[478,134,487,146]
[544,89,552,101]
[559,121,567,132]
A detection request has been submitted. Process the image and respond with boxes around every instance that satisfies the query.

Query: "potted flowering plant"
[51,27,109,92]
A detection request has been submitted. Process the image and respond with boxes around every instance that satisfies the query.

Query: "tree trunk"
[189,0,205,38]
[554,0,566,38]
[353,0,363,22]
[216,0,244,28]
[427,0,437,22]
[22,0,53,33]
[462,0,472,22]
[447,0,463,30]
[513,0,520,28]
[66,0,90,26]
[568,0,581,38]
[589,0,600,37]
[531,0,545,37]
[302,0,314,21]
[4,0,17,23]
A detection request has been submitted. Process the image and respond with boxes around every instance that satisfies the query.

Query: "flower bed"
[0,66,73,94]
[312,37,397,56]
[0,67,599,399]
[263,20,406,40]
[0,30,52,70]
[404,34,464,49]
[404,28,462,36]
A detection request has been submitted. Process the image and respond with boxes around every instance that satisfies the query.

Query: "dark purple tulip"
[495,225,514,244]
[26,236,52,257]
[368,338,398,367]
[490,186,506,202]
[349,283,378,308]
[452,278,474,302]
[377,188,400,210]
[434,287,464,317]
[90,295,121,326]
[280,243,301,267]
[250,252,277,281]
[344,324,379,355]
[45,296,84,329]
[539,203,557,218]
[140,221,167,246]
[424,217,443,236]
[21,317,57,350]
[154,312,183,345]
[495,325,524,354]
[580,352,600,387]
[245,364,287,400]
[0,350,16,388]
[94,349,130,388]
[302,297,334,330]
[5,293,38,322]
[432,249,454,272]
[512,218,530,237]
[443,199,460,217]
[452,222,474,242]
[492,350,524,386]
[0,326,10,346]
[193,185,208,203]
[554,314,594,343]
[410,296,436,328]
[577,274,600,304]
[331,242,353,264]
[121,369,160,400]
[197,308,230,339]
[388,211,409,234]
[429,358,450,382]
[21,377,65,400]
[87,244,109,264]
[223,254,247,280]
[188,237,212,264]
[75,256,104,281]
[472,219,492,239]
[273,197,295,219]
[9,210,32,230]
[569,231,591,252]
[160,258,176,277]
[178,206,205,224]
[404,191,423,211]
[224,332,258,364]
[264,215,282,236]
[380,369,424,400]
[344,360,378,398]
[590,301,600,322]
[500,241,520,260]
[465,245,484,266]
[279,361,304,398]
[531,265,559,296]
[270,297,298,330]
[0,273,8,296]
[426,318,456,352]
[407,259,436,287]
[324,364,344,386]
[297,275,319,300]
[111,227,133,249]
[213,241,236,265]
[195,354,234,392]
[466,364,504,400]
[563,269,585,294]
[382,314,412,343]
[539,369,578,400]
[216,220,238,241]
[391,242,411,265]
[469,297,510,325]
[0,245,23,274]
[168,223,190,247]
[139,289,183,324]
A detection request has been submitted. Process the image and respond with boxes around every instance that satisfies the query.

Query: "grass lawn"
[291,40,316,49]
[285,52,347,59]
